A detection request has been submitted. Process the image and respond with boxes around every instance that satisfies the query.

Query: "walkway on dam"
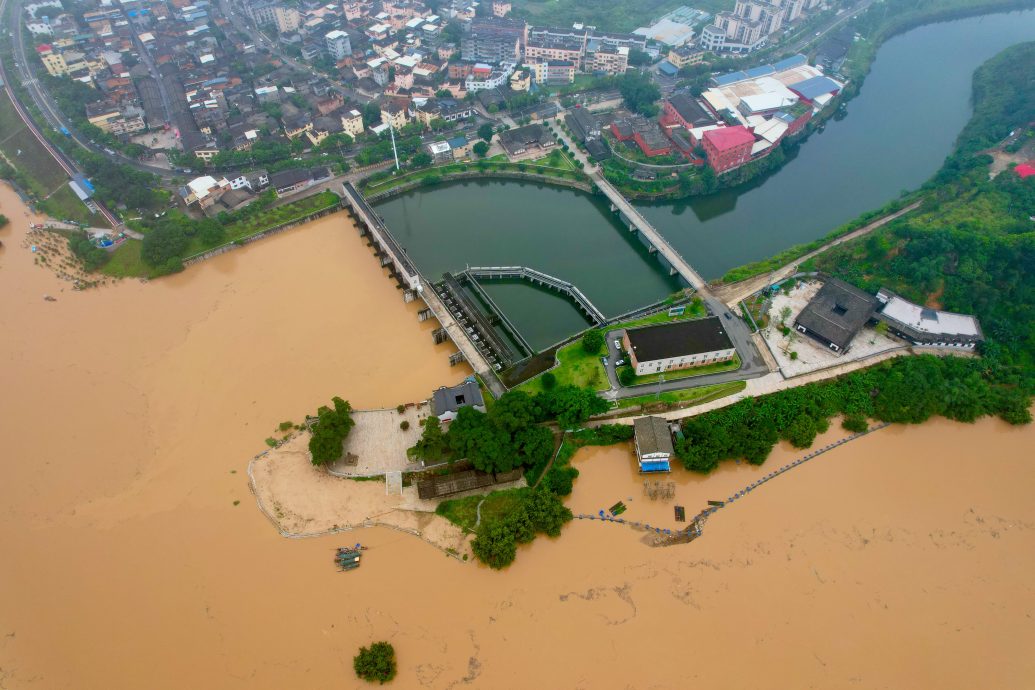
[341,182,505,397]
[467,265,607,324]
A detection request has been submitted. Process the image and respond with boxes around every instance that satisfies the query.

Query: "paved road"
[710,200,923,307]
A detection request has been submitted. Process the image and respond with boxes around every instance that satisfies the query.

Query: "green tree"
[538,386,608,430]
[618,71,660,117]
[472,141,489,157]
[471,518,517,569]
[308,397,355,466]
[478,123,495,141]
[141,224,188,270]
[618,367,635,386]
[522,487,572,535]
[353,641,397,684]
[410,151,433,168]
[413,415,448,463]
[540,371,557,389]
[581,329,604,354]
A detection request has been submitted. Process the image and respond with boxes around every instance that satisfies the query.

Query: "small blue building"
[634,416,674,473]
[657,60,679,77]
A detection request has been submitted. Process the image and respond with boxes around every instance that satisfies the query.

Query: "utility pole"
[388,118,400,171]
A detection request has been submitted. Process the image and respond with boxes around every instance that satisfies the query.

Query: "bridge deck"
[592,174,707,292]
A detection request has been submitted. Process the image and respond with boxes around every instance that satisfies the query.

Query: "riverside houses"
[623,318,735,376]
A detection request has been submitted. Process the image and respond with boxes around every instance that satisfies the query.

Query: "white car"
[613,338,621,350]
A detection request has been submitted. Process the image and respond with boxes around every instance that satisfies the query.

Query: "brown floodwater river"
[1,183,1033,688]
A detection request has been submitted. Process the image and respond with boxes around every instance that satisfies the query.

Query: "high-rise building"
[325,30,352,60]
[460,16,525,63]
[702,0,820,53]
[273,6,301,34]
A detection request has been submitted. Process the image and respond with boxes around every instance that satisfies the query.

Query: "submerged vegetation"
[353,641,397,684]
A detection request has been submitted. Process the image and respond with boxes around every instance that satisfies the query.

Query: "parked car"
[601,357,608,366]
[613,338,621,349]
[724,312,732,320]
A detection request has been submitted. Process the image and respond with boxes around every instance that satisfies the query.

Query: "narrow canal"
[374,8,1035,349]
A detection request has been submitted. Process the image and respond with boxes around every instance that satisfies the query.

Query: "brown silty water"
[1,182,1034,689]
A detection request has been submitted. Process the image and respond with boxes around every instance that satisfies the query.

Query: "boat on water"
[335,544,367,571]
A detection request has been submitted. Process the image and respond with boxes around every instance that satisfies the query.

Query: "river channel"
[375,8,1035,348]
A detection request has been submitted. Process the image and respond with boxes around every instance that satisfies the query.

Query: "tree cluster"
[677,355,1031,474]
[617,71,661,117]
[309,397,355,466]
[471,488,572,569]
[353,641,396,684]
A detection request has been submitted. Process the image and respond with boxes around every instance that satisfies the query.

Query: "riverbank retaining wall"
[182,199,344,267]
[364,169,593,203]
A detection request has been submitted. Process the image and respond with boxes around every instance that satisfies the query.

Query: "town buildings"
[702,126,755,173]
[461,16,524,63]
[498,123,555,158]
[623,318,736,376]
[701,0,828,54]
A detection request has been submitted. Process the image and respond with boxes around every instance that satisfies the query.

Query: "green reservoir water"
[375,9,1035,349]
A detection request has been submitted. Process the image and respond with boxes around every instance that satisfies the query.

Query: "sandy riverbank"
[2,180,1034,689]
[247,432,479,557]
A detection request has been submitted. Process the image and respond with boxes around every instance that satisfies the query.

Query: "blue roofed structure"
[744,64,775,78]
[773,54,808,71]
[713,70,748,86]
[658,60,679,77]
[788,75,842,101]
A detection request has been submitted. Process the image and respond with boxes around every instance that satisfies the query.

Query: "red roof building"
[1015,161,1035,179]
[702,125,755,174]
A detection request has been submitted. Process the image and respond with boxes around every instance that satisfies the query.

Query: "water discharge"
[1,182,1034,688]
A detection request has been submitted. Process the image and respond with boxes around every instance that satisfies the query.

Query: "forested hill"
[812,41,1035,383]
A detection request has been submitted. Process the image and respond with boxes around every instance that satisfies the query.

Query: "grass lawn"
[613,299,706,331]
[435,487,529,533]
[101,239,160,279]
[39,185,109,228]
[615,380,746,410]
[0,90,69,195]
[517,340,609,394]
[621,355,741,386]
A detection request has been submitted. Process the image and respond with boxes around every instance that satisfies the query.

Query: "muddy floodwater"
[2,183,1034,688]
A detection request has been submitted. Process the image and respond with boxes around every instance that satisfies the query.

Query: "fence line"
[575,423,892,539]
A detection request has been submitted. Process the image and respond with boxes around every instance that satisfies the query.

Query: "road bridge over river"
[592,173,708,292]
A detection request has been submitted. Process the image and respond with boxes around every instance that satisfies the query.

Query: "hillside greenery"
[681,41,1035,471]
[811,41,1035,377]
